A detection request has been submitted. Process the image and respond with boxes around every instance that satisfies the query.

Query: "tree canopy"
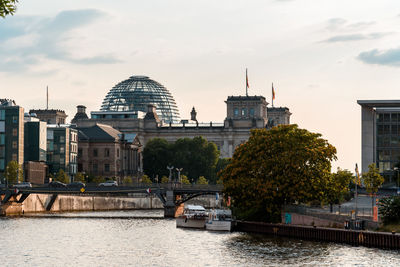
[362,163,384,195]
[220,124,337,222]
[55,169,69,184]
[5,160,23,184]
[143,136,220,183]
[0,0,18,18]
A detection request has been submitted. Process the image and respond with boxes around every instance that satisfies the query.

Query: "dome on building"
[100,75,180,123]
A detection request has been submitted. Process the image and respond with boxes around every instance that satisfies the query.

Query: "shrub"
[181,175,190,184]
[161,176,169,183]
[141,174,152,184]
[123,176,132,185]
[197,176,208,185]
[379,196,400,224]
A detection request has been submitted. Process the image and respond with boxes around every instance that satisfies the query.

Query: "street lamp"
[176,168,183,183]
[167,166,174,183]
[394,167,400,195]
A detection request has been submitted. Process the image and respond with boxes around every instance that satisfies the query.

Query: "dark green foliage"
[55,169,69,184]
[379,196,400,224]
[143,138,172,179]
[5,160,23,184]
[0,0,18,18]
[143,136,220,183]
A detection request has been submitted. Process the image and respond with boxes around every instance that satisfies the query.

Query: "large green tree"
[5,160,23,184]
[220,124,337,222]
[0,0,18,18]
[362,163,384,210]
[325,168,353,212]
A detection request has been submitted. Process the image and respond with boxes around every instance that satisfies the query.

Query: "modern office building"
[77,123,142,182]
[24,114,47,162]
[46,125,78,181]
[72,75,292,158]
[358,100,400,183]
[0,99,24,179]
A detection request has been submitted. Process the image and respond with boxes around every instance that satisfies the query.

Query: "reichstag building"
[72,75,292,158]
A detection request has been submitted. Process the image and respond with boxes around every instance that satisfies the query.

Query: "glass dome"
[100,75,180,123]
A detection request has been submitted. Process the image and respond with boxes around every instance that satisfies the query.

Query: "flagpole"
[46,86,49,110]
[246,68,248,96]
[355,163,359,219]
[272,83,274,107]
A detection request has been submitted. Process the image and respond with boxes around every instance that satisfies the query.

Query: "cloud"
[322,32,391,43]
[325,18,375,32]
[358,47,400,67]
[0,9,120,73]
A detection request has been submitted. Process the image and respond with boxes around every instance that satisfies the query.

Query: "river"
[0,210,399,266]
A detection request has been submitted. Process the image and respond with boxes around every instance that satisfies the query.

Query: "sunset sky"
[2,0,400,171]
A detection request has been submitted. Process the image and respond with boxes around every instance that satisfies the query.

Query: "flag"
[227,196,231,207]
[355,163,361,185]
[272,83,275,100]
[146,188,151,194]
[246,69,249,89]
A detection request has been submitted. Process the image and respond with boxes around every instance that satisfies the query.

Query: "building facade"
[358,100,400,183]
[77,123,142,182]
[0,99,24,179]
[30,109,68,124]
[24,115,47,162]
[46,125,78,181]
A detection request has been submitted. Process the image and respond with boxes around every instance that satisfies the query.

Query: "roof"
[77,123,122,142]
[357,100,400,108]
[226,95,266,101]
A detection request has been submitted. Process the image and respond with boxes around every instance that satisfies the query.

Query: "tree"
[209,157,231,184]
[0,0,18,18]
[5,160,23,184]
[197,176,208,185]
[325,168,353,212]
[122,176,132,185]
[220,125,337,222]
[362,163,384,210]
[379,196,400,224]
[93,176,105,184]
[143,138,172,179]
[181,175,190,184]
[141,174,152,184]
[362,163,384,195]
[161,176,169,183]
[75,172,86,183]
[56,169,69,184]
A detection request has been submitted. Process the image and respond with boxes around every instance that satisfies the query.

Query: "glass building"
[358,100,400,184]
[100,75,180,123]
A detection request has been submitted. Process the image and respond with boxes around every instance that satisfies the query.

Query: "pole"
[245,68,248,96]
[272,83,274,107]
[46,86,48,110]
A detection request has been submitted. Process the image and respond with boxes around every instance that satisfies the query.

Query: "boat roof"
[185,205,205,211]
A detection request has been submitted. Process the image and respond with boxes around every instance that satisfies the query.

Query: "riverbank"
[236,220,400,250]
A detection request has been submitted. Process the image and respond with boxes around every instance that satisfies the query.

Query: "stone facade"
[73,95,291,158]
[29,109,68,125]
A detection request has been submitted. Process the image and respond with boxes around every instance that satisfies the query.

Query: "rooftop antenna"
[246,68,249,96]
[46,86,49,110]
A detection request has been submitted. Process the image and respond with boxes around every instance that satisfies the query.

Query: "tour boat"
[176,205,207,229]
[205,209,233,231]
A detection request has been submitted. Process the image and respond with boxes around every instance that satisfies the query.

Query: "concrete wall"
[361,106,375,173]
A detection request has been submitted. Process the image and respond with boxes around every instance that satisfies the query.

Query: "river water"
[1,210,399,267]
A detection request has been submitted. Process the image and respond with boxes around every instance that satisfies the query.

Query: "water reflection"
[0,211,399,267]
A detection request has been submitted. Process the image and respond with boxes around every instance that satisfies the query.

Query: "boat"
[205,209,233,231]
[176,205,208,229]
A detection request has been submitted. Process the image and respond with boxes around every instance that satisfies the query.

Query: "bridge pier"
[164,190,176,218]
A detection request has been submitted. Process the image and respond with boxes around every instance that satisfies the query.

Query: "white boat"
[205,209,233,231]
[176,205,207,229]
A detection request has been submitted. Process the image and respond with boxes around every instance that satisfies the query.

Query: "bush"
[181,175,190,184]
[93,176,106,184]
[161,176,169,183]
[141,175,152,184]
[56,169,69,184]
[379,196,400,224]
[197,176,208,185]
[75,172,86,182]
[123,177,132,185]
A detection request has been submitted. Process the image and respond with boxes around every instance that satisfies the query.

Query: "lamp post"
[394,167,400,195]
[167,166,174,183]
[176,168,183,183]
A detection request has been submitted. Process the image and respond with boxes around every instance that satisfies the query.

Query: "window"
[104,164,110,173]
[249,108,255,116]
[105,148,110,157]
[93,164,98,173]
[93,149,98,157]
[0,110,4,120]
[12,141,17,149]
[78,148,82,157]
[12,128,17,136]
[12,153,17,161]
[60,146,65,153]
[0,134,4,145]
[0,146,4,157]
[59,136,65,143]
[117,148,120,158]
[234,108,239,117]
[384,113,390,122]
[0,159,4,170]
[241,108,247,116]
[12,116,18,124]
[392,113,398,122]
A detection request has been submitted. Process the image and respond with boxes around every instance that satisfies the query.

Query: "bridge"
[0,183,224,217]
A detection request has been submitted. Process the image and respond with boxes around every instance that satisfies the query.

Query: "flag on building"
[272,83,275,100]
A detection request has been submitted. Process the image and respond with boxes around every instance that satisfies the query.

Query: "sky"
[2,0,400,172]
